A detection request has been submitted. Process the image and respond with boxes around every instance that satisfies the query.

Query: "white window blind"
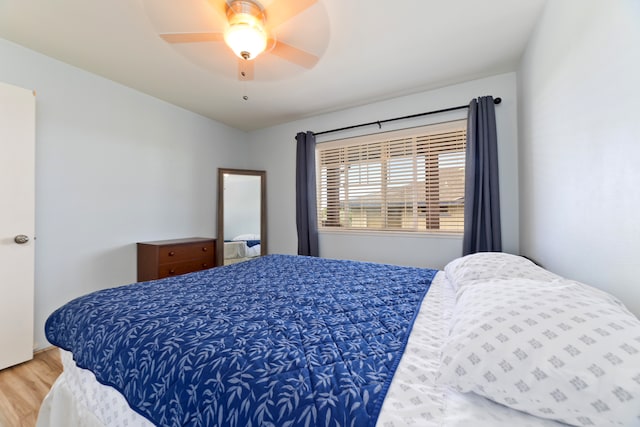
[317,119,467,234]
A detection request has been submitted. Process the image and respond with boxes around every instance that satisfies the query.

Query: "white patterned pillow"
[444,252,561,292]
[436,278,640,427]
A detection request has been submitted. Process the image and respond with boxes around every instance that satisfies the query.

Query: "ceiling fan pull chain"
[242,78,249,101]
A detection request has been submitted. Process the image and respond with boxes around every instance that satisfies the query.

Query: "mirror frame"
[216,168,267,266]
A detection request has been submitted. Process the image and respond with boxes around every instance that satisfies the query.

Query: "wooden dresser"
[137,237,216,281]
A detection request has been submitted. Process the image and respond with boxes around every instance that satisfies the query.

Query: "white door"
[0,82,35,370]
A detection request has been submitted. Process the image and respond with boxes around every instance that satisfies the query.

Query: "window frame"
[315,119,467,236]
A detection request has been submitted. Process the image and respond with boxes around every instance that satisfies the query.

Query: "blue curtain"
[462,96,502,255]
[295,131,319,256]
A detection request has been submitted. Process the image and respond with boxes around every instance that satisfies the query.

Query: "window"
[316,119,467,234]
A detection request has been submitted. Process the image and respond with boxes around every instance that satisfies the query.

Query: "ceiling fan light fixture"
[224,22,267,60]
[224,0,268,60]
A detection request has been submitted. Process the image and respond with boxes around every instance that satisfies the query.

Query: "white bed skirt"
[37,349,153,427]
[37,375,106,427]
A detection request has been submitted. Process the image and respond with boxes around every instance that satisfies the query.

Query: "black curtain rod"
[313,97,502,137]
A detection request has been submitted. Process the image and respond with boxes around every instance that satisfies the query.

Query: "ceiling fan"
[159,0,319,81]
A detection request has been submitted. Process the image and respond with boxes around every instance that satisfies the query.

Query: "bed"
[38,253,640,427]
[223,234,261,265]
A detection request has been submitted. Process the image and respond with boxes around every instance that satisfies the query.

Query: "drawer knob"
[169,269,176,275]
[202,247,208,252]
[202,263,208,268]
[168,251,175,256]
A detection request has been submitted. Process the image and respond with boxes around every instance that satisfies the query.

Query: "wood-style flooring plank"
[0,348,61,427]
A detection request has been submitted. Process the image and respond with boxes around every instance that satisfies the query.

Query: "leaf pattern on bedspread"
[46,255,436,427]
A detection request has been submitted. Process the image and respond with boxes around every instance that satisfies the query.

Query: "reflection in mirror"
[217,169,266,266]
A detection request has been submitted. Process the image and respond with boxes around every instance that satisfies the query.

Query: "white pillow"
[436,278,640,427]
[444,252,561,292]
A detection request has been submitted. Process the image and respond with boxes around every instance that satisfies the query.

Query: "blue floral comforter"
[46,254,436,427]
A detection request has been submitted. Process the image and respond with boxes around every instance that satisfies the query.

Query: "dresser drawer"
[158,258,215,278]
[158,241,214,264]
[137,237,217,281]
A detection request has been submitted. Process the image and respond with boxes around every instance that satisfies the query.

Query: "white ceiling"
[0,0,546,131]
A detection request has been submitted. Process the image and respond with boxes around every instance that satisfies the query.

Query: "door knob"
[14,234,29,244]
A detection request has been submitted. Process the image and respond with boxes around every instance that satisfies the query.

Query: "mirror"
[217,168,267,266]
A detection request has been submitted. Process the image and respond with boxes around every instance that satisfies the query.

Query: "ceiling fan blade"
[264,0,317,30]
[269,40,318,69]
[238,59,254,81]
[160,32,224,44]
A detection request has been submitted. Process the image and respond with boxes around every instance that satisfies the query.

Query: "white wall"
[0,38,249,350]
[518,0,640,315]
[248,73,520,270]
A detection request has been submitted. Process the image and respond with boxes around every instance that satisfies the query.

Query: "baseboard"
[34,345,57,355]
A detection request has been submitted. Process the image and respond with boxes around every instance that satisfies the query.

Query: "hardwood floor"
[0,348,61,427]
